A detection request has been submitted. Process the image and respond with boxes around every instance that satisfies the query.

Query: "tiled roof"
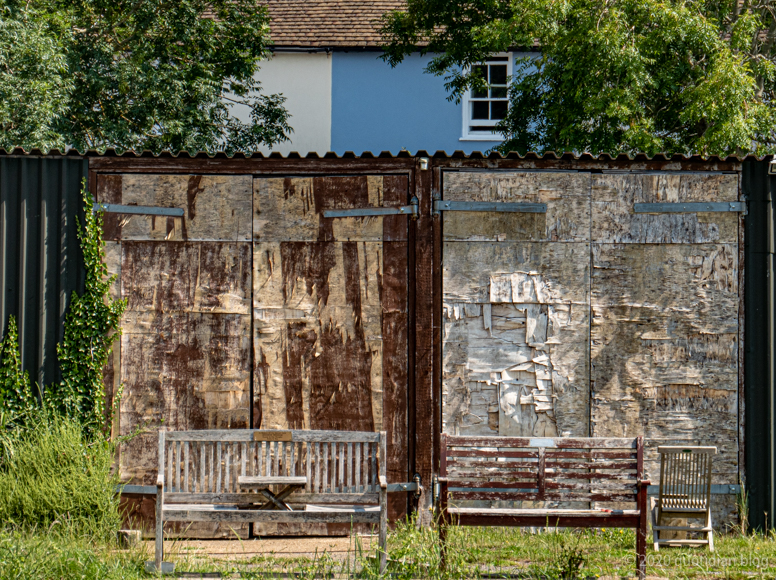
[264,0,405,48]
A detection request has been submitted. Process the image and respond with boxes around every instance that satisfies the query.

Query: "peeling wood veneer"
[252,175,410,527]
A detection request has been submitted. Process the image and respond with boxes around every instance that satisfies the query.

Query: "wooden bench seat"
[439,434,649,579]
[155,429,388,572]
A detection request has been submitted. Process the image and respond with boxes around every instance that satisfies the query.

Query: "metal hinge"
[323,196,419,220]
[93,203,184,217]
[386,473,423,499]
[634,202,747,215]
[432,198,547,216]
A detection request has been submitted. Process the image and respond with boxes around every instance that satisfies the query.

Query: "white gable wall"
[239,52,333,155]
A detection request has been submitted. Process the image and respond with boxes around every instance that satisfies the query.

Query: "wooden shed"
[1,150,772,534]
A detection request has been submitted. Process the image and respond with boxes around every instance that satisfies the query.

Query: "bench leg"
[379,488,387,574]
[638,488,647,580]
[155,489,163,570]
[438,517,447,571]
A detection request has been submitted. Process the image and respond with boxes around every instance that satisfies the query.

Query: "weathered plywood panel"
[592,173,739,243]
[254,176,409,242]
[590,243,738,502]
[443,171,591,242]
[122,242,251,314]
[443,242,590,305]
[442,242,590,439]
[253,241,383,432]
[109,174,252,241]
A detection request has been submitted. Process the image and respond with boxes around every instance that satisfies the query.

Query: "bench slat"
[452,492,638,502]
[446,436,638,449]
[163,508,380,524]
[164,430,381,443]
[238,476,307,486]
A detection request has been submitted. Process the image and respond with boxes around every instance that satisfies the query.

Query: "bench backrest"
[159,430,385,504]
[657,446,716,511]
[441,435,643,504]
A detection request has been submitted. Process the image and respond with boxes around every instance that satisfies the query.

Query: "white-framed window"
[461,54,512,141]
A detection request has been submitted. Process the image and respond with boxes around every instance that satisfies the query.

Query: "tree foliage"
[381,0,776,156]
[0,0,290,153]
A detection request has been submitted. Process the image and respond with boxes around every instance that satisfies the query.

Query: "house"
[246,0,531,155]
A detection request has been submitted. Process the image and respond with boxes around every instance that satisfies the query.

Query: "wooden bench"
[439,435,649,579]
[155,429,388,572]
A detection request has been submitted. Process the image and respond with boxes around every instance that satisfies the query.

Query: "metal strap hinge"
[323,196,419,219]
[634,202,747,215]
[433,200,547,216]
[386,474,423,499]
[93,203,185,217]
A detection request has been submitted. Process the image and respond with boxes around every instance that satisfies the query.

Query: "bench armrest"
[637,480,651,487]
[157,474,164,489]
[378,476,387,490]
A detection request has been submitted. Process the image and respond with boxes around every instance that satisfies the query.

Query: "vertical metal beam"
[743,158,773,530]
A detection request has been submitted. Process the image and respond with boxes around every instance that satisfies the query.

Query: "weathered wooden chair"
[651,446,716,551]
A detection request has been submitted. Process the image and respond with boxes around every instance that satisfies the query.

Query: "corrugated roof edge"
[0,147,768,162]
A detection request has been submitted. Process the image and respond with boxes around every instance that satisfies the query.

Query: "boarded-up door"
[252,175,409,532]
[99,173,253,537]
[441,169,741,525]
[442,171,592,439]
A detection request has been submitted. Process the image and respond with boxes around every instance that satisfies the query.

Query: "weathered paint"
[441,169,740,527]
[253,175,409,530]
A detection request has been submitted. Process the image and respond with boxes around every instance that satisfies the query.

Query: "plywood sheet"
[253,241,383,432]
[590,243,738,492]
[100,174,252,241]
[254,176,409,242]
[443,171,591,242]
[592,173,739,243]
[442,242,590,439]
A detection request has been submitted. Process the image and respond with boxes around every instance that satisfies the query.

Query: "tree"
[381,0,776,156]
[0,0,290,153]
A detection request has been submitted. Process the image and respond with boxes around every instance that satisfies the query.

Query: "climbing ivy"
[50,185,126,437]
[0,316,35,424]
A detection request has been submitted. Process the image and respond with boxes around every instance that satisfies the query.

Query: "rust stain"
[187,175,204,220]
[97,174,123,240]
[280,242,337,306]
[281,322,317,429]
[312,177,369,241]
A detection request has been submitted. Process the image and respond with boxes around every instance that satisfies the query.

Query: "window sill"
[459,135,503,142]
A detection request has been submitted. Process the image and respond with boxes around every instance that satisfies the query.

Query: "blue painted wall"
[330,52,502,155]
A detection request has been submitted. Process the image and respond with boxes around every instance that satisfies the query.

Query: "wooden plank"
[163,508,380,524]
[164,430,381,443]
[445,436,637,448]
[254,431,292,442]
[238,476,307,486]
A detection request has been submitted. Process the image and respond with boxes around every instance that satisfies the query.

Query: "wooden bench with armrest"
[439,435,650,580]
[154,429,388,572]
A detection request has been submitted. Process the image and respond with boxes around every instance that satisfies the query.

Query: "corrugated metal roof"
[0,147,766,162]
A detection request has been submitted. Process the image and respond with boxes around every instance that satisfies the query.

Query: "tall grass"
[0,412,121,540]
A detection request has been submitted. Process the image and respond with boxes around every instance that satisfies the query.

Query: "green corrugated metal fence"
[0,155,88,392]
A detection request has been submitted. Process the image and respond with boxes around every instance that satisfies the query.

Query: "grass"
[2,420,776,579]
[7,520,776,579]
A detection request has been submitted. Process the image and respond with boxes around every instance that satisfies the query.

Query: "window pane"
[473,65,488,83]
[472,87,488,98]
[472,101,489,120]
[491,101,508,120]
[469,125,496,132]
[491,86,507,99]
[490,64,507,85]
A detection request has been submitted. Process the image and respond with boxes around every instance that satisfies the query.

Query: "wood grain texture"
[253,176,409,242]
[253,175,409,526]
[591,243,738,526]
[592,173,738,243]
[443,171,591,242]
[108,174,252,241]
